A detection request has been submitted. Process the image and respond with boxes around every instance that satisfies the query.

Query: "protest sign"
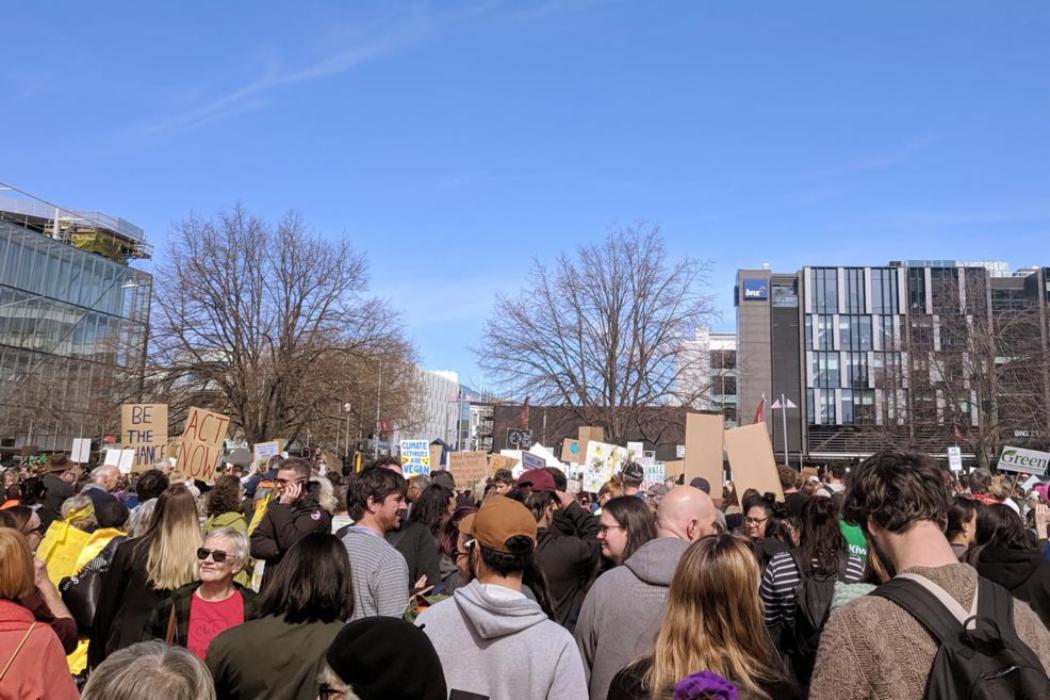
[253,440,282,467]
[947,446,963,472]
[120,403,168,473]
[626,441,644,462]
[578,426,604,465]
[685,413,725,495]
[521,451,546,471]
[582,440,627,493]
[997,446,1050,476]
[642,459,665,484]
[562,438,582,464]
[1020,474,1041,491]
[70,438,91,464]
[488,453,518,474]
[400,440,432,477]
[175,407,231,483]
[103,448,135,474]
[724,423,784,502]
[429,443,444,472]
[662,460,684,481]
[449,451,489,484]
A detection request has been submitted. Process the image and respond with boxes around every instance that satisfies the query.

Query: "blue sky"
[3,1,1048,388]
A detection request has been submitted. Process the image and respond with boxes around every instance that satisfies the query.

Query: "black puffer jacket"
[976,545,1050,628]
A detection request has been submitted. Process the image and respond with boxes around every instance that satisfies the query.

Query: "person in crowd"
[410,483,456,544]
[406,474,431,515]
[597,495,657,566]
[204,474,248,534]
[128,468,169,537]
[416,495,587,699]
[82,640,216,700]
[809,450,1050,700]
[4,505,44,553]
[90,485,202,668]
[968,503,1050,627]
[490,468,516,497]
[437,505,477,594]
[39,454,77,529]
[968,467,999,506]
[816,463,847,498]
[60,493,99,532]
[207,533,351,700]
[576,485,718,700]
[946,495,979,560]
[744,494,792,570]
[342,466,411,619]
[524,468,601,630]
[250,457,331,591]
[329,480,353,533]
[364,458,442,589]
[620,462,645,498]
[780,466,805,518]
[81,464,121,512]
[145,527,259,660]
[0,527,80,699]
[689,477,712,495]
[320,617,448,700]
[1,483,21,510]
[760,496,866,685]
[609,534,801,700]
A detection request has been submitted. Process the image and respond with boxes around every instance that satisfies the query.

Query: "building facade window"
[908,267,926,312]
[843,268,865,314]
[871,268,899,314]
[839,315,872,351]
[812,351,840,388]
[813,268,838,314]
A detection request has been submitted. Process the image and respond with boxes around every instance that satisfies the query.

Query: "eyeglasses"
[196,548,231,564]
[318,683,345,700]
[598,524,625,535]
[745,516,769,525]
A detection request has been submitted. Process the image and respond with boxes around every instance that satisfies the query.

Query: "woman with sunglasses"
[145,527,259,660]
[90,485,202,668]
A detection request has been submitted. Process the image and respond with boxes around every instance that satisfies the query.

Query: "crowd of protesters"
[1,444,1050,699]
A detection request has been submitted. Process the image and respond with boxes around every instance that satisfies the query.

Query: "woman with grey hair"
[144,526,259,660]
[81,640,215,700]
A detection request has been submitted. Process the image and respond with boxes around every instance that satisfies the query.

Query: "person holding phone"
[249,458,331,591]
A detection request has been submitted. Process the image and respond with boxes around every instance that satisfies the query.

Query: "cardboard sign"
[70,438,91,464]
[120,403,168,473]
[724,423,784,502]
[685,413,725,496]
[253,440,283,467]
[582,440,627,493]
[176,407,231,483]
[997,446,1050,476]
[663,460,684,481]
[429,444,444,472]
[488,454,518,474]
[399,440,432,477]
[561,438,582,464]
[449,451,489,484]
[578,426,604,465]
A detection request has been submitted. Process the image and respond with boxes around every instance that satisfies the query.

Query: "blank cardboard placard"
[429,444,443,472]
[663,460,684,481]
[685,413,724,495]
[724,423,784,502]
[449,451,489,484]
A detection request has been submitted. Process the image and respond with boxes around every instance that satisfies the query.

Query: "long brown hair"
[644,534,787,699]
[137,486,202,590]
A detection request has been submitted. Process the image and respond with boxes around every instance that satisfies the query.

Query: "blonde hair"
[139,486,202,590]
[0,528,34,599]
[644,534,786,699]
[61,494,98,530]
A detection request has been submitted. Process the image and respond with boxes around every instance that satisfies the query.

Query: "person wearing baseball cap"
[415,496,587,700]
[620,462,645,498]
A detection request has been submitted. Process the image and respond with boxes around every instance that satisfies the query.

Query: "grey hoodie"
[416,579,587,700]
[574,536,691,700]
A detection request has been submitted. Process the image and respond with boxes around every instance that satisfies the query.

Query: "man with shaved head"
[574,486,717,700]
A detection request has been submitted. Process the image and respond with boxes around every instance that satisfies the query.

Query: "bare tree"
[150,207,417,446]
[477,225,715,445]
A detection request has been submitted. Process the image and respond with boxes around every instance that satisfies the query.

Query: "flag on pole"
[753,394,766,424]
[771,397,798,410]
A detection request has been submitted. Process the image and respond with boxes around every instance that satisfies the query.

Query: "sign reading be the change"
[121,404,168,473]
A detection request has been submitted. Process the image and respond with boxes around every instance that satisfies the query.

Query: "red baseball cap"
[516,468,556,493]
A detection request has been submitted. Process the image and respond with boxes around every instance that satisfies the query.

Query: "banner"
[176,407,230,483]
[400,440,432,477]
[997,446,1050,476]
[448,451,489,484]
[120,403,169,473]
[724,423,784,502]
[582,440,627,493]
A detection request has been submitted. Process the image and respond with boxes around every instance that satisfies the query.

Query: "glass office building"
[0,191,151,452]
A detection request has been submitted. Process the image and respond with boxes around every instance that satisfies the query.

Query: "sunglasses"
[196,547,231,564]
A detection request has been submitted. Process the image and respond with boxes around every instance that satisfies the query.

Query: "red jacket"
[0,599,78,700]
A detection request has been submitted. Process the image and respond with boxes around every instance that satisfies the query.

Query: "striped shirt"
[760,550,865,627]
[342,526,411,620]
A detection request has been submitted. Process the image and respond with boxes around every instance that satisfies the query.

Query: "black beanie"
[325,618,447,700]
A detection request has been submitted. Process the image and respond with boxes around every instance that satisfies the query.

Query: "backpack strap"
[870,574,972,645]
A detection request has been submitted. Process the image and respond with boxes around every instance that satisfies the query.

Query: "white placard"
[71,438,91,464]
[947,446,963,472]
[998,446,1050,476]
[1020,474,1041,492]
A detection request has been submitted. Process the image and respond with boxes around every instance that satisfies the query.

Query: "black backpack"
[786,550,850,685]
[872,572,1050,700]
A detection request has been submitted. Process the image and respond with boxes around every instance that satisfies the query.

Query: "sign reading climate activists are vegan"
[997,446,1050,477]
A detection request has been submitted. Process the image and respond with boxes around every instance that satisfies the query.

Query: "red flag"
[753,395,766,424]
[953,424,965,442]
[520,397,530,429]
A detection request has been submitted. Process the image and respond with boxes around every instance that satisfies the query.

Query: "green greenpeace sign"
[997,446,1050,476]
